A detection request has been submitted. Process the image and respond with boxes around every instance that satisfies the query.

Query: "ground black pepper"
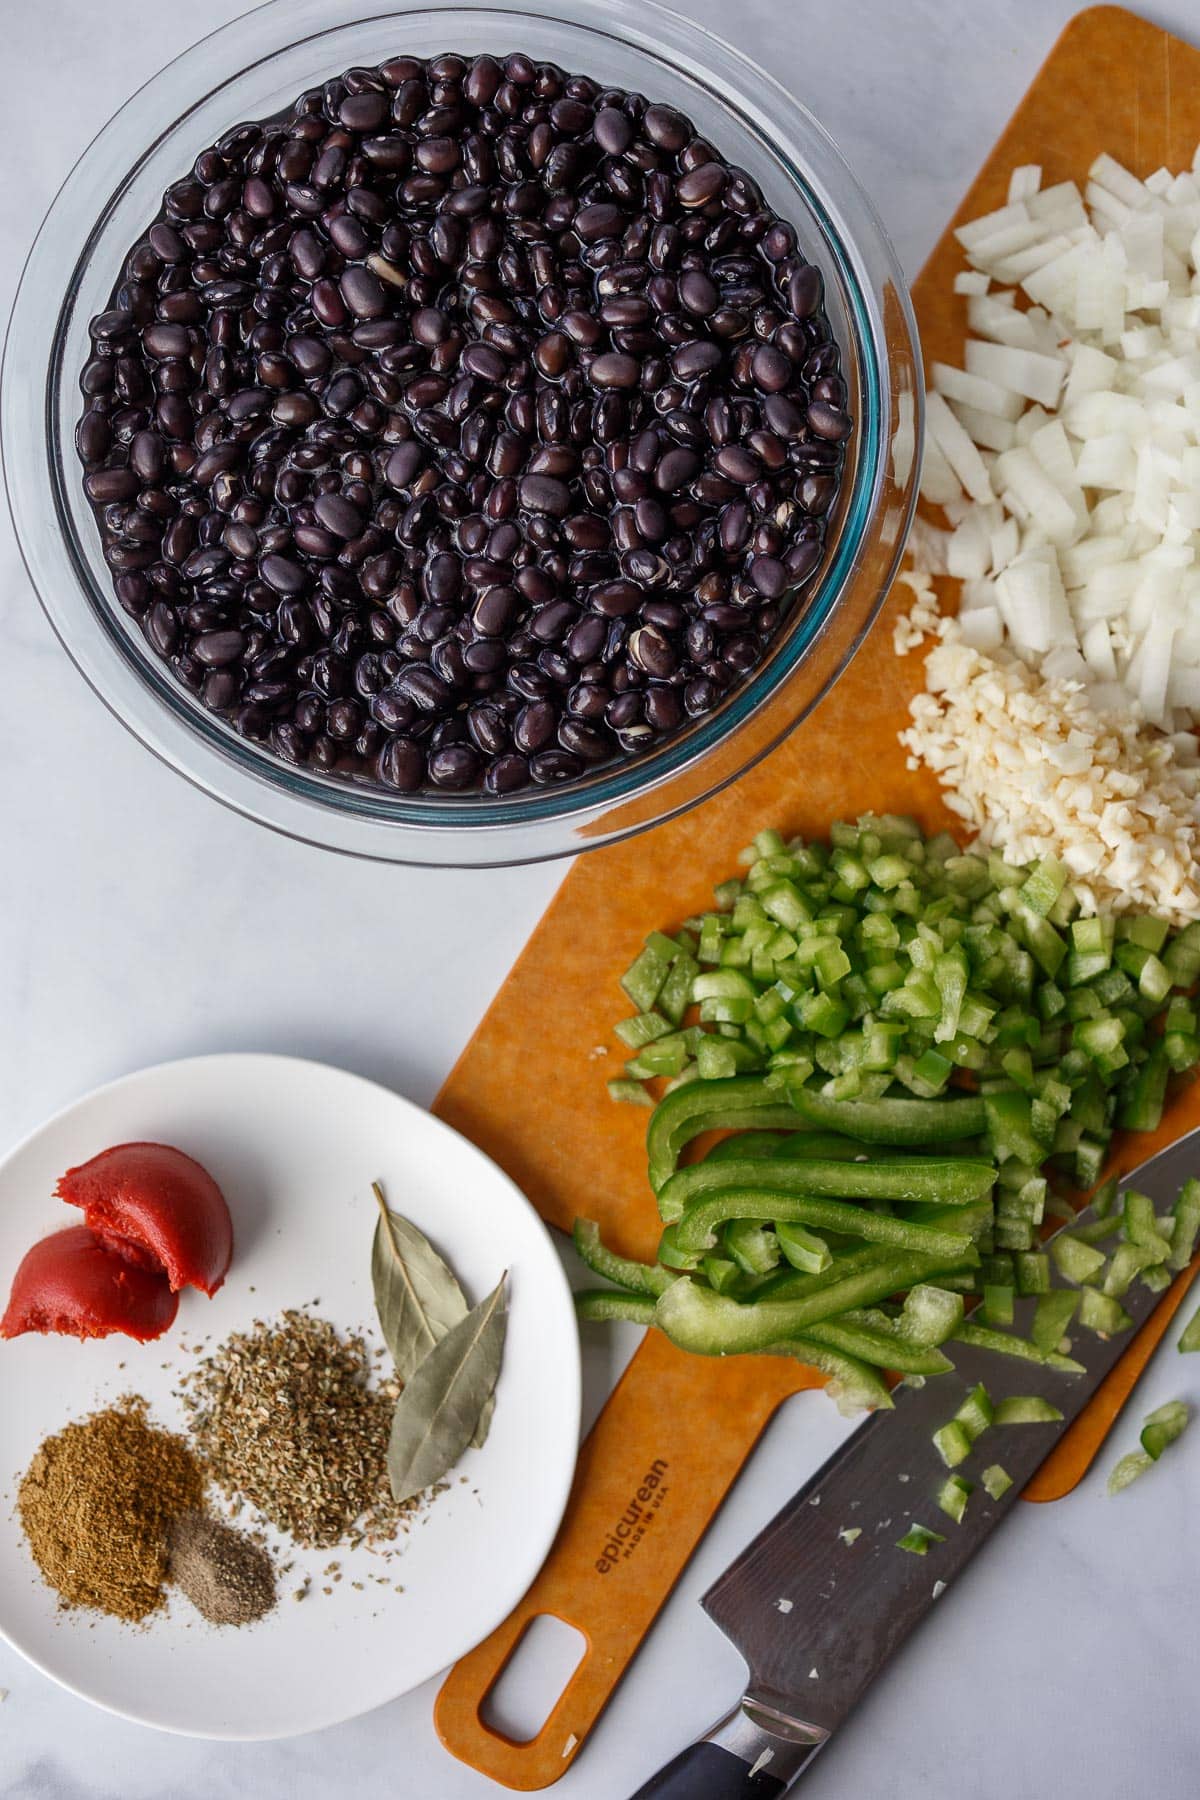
[168,1510,277,1624]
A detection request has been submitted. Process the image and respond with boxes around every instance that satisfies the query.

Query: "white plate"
[0,1053,580,1739]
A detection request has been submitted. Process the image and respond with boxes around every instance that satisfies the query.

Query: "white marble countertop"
[3,2,1200,1794]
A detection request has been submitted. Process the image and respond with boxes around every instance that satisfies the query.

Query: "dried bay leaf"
[371,1182,468,1386]
[387,1275,508,1504]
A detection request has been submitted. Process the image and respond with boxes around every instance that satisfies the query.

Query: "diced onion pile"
[915,151,1200,721]
[898,149,1200,920]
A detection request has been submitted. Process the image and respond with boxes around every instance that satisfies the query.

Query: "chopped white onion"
[914,135,1200,732]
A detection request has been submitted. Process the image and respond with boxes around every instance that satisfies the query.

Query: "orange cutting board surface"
[434,7,1200,1788]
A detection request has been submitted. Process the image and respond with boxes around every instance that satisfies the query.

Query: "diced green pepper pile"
[574,816,1200,1414]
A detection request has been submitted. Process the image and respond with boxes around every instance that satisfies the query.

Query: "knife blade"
[629,1128,1200,1799]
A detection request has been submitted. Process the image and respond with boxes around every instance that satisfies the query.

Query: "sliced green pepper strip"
[646,1076,805,1191]
[654,1255,968,1354]
[703,1130,876,1164]
[723,1218,780,1276]
[787,1088,987,1145]
[703,1131,797,1161]
[953,1320,1085,1373]
[752,1241,978,1307]
[657,1154,996,1225]
[575,1290,657,1325]
[762,1339,894,1415]
[702,1255,741,1295]
[656,1223,703,1272]
[572,1219,677,1297]
[775,1219,832,1275]
[673,1190,974,1261]
[799,1317,954,1375]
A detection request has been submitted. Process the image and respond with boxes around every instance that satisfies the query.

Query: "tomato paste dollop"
[57,1142,234,1297]
[0,1226,179,1342]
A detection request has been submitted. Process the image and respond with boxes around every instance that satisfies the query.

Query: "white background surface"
[2,2,1199,1795]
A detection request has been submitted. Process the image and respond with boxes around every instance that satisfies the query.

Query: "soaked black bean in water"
[77,53,848,795]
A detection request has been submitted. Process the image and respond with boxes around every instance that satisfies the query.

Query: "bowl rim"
[3,0,922,865]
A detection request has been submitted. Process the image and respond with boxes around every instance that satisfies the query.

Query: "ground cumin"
[18,1397,204,1622]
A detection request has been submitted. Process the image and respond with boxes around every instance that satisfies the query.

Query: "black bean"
[261,553,308,594]
[677,163,728,208]
[142,322,191,359]
[801,473,837,516]
[749,344,790,392]
[90,308,134,342]
[512,699,556,753]
[786,538,822,582]
[530,600,580,644]
[77,51,846,797]
[519,475,570,517]
[340,265,387,319]
[555,716,608,761]
[385,442,425,489]
[594,106,633,155]
[643,105,690,151]
[628,624,676,677]
[654,447,699,494]
[485,752,530,792]
[85,468,141,504]
[312,493,365,538]
[589,354,639,390]
[807,400,852,441]
[749,555,787,598]
[590,580,642,618]
[341,91,388,131]
[529,748,583,784]
[788,263,822,319]
[575,203,623,242]
[193,628,247,667]
[713,445,761,484]
[377,736,423,788]
[644,684,682,733]
[145,600,180,656]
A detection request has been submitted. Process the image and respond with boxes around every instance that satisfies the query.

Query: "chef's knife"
[629,1128,1200,1798]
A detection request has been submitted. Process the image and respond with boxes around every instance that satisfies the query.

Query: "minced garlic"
[896,570,1200,924]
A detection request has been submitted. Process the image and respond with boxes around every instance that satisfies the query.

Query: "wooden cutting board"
[433,7,1200,1787]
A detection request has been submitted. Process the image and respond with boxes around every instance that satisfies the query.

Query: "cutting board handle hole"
[480,1614,588,1743]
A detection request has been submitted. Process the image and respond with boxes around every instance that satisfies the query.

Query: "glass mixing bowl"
[2,0,921,866]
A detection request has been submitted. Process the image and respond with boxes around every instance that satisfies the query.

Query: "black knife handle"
[629,1697,828,1798]
[630,1742,788,1798]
